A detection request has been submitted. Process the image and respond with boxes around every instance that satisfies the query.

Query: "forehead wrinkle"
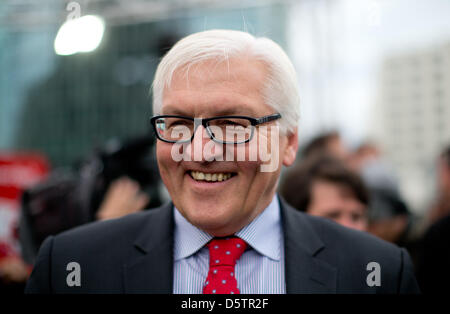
[162,97,259,117]
[170,56,267,90]
[162,58,273,117]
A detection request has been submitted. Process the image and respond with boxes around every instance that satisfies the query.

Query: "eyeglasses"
[150,113,281,144]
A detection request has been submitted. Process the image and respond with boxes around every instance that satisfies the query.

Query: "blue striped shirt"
[173,195,286,294]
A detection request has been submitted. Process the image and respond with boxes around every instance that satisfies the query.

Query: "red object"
[0,242,13,259]
[203,237,247,294]
[0,152,49,259]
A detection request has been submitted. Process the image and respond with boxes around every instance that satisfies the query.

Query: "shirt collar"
[173,194,282,261]
[173,209,212,261]
[235,195,282,261]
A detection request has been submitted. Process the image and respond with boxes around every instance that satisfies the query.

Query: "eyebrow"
[161,105,257,117]
[160,106,189,116]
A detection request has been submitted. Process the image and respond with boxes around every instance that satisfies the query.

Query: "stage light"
[54,15,105,56]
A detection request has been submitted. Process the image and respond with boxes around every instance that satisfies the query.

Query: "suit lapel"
[123,203,174,293]
[122,199,337,293]
[280,198,337,293]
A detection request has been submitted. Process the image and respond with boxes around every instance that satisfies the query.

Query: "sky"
[287,0,450,147]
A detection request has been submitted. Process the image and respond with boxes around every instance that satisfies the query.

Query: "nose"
[185,124,223,162]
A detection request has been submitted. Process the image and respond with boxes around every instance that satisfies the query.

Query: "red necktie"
[203,237,247,294]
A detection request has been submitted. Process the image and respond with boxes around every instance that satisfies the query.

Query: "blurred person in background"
[96,176,150,221]
[300,131,351,162]
[279,154,369,232]
[366,188,412,246]
[284,139,419,268]
[425,146,450,226]
[349,142,400,194]
[19,135,161,265]
[0,242,31,293]
[352,142,413,242]
[0,153,49,293]
[416,145,450,294]
[349,141,419,267]
[416,213,450,294]
[1,140,153,293]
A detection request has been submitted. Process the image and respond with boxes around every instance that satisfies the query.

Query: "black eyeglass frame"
[150,113,282,144]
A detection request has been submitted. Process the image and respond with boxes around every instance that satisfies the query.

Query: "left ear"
[282,127,298,167]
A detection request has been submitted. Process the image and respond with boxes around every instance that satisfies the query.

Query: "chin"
[183,204,238,234]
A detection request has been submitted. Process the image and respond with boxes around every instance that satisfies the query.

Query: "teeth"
[190,171,233,182]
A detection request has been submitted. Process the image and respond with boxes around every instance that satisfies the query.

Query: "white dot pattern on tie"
[202,237,247,294]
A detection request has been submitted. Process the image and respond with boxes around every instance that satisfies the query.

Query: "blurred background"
[1,0,450,293]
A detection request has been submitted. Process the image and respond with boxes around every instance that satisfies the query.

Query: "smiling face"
[156,56,298,236]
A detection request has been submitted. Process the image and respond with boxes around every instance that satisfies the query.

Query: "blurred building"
[373,42,450,215]
[0,0,287,168]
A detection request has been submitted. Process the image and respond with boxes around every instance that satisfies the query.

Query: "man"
[25,30,419,293]
[279,154,369,232]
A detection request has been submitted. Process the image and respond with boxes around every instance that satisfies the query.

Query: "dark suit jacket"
[25,199,420,293]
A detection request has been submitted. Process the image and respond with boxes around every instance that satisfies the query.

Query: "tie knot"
[208,237,247,267]
[203,237,247,294]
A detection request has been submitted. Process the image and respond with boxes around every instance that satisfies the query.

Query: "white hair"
[152,29,300,134]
